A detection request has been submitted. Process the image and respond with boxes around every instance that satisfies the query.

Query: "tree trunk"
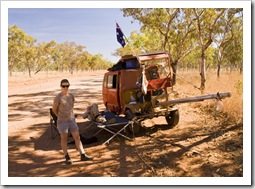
[28,68,32,77]
[200,51,206,92]
[239,62,243,74]
[70,62,75,74]
[217,63,221,78]
[240,67,242,74]
[217,48,222,78]
[9,65,13,77]
[9,58,14,77]
[171,61,178,85]
[9,70,13,77]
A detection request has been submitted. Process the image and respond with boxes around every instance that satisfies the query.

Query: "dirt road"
[7,71,243,180]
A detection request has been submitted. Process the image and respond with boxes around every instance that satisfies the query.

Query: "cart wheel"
[50,119,59,139]
[165,109,179,128]
[125,109,140,135]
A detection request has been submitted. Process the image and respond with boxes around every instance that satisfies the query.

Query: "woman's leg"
[60,133,69,155]
[58,120,73,164]
[70,119,93,161]
[71,130,84,154]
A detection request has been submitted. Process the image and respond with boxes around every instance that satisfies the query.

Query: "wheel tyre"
[125,109,140,135]
[165,109,179,128]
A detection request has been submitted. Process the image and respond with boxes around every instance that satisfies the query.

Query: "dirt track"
[7,71,243,179]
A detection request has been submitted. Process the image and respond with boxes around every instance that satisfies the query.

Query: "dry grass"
[172,69,243,125]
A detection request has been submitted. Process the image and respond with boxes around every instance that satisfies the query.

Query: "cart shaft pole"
[157,92,231,106]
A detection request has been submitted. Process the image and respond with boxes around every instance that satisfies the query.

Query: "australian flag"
[116,23,126,47]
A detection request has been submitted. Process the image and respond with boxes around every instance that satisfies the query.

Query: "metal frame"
[92,121,133,145]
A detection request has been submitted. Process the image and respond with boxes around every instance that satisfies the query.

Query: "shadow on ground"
[8,118,243,177]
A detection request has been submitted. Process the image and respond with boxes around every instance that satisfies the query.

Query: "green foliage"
[8,25,113,76]
[8,25,37,76]
[112,30,162,57]
[121,8,242,69]
[120,8,243,89]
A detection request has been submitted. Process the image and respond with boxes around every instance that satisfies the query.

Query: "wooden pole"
[157,92,231,106]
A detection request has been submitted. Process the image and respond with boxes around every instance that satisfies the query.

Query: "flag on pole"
[116,23,126,47]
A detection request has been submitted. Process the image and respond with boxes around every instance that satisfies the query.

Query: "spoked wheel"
[50,119,59,139]
[165,109,179,128]
[125,109,140,135]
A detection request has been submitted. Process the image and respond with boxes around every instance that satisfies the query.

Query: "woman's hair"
[60,79,69,86]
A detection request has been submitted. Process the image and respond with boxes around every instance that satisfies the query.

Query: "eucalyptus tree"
[58,42,70,72]
[56,41,84,74]
[122,8,196,85]
[88,53,102,71]
[8,25,38,77]
[224,10,243,73]
[8,25,28,76]
[192,8,226,91]
[71,44,86,74]
[180,45,216,71]
[23,36,37,77]
[51,42,64,72]
[76,51,89,71]
[224,18,243,73]
[169,9,196,84]
[112,30,160,58]
[65,42,84,74]
[213,8,243,77]
[34,40,57,74]
[8,25,22,76]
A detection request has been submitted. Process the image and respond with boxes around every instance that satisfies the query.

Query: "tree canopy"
[119,8,243,89]
[8,25,112,77]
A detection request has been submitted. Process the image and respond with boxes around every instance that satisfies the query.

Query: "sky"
[8,8,141,63]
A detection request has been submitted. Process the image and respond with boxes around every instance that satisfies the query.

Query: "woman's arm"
[52,96,59,117]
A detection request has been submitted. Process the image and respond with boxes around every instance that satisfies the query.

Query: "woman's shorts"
[57,118,78,134]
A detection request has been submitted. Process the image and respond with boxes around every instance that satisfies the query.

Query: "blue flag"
[116,23,126,47]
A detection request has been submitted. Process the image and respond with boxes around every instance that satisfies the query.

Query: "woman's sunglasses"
[61,85,70,88]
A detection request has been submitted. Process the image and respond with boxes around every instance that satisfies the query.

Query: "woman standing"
[52,79,93,164]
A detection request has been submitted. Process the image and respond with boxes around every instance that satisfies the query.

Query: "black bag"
[68,134,98,145]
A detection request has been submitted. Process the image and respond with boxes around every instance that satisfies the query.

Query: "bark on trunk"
[217,63,221,78]
[217,48,222,78]
[200,51,206,92]
[171,61,177,86]
[28,68,32,77]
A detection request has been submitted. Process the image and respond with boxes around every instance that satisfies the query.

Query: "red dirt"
[7,71,243,181]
